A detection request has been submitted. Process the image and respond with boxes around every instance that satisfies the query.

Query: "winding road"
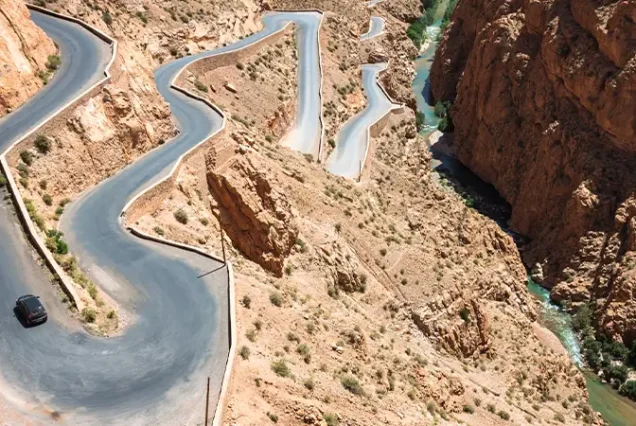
[326,63,398,179]
[0,9,322,426]
[360,16,385,40]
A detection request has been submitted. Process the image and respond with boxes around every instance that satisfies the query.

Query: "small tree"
[619,380,636,401]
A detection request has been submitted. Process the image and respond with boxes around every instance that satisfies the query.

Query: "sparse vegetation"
[102,10,113,25]
[239,346,250,360]
[82,308,97,323]
[46,55,61,72]
[173,209,188,224]
[20,150,33,166]
[34,135,51,153]
[269,291,283,307]
[340,375,364,396]
[242,295,252,309]
[271,359,291,377]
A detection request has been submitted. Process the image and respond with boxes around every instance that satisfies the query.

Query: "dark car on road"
[16,295,48,326]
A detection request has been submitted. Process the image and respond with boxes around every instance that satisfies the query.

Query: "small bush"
[554,413,565,423]
[194,79,208,93]
[323,413,339,426]
[199,217,209,226]
[267,412,278,423]
[239,345,250,360]
[39,180,47,190]
[107,310,116,320]
[20,150,33,166]
[43,194,53,206]
[242,295,251,309]
[463,404,474,414]
[153,226,165,236]
[271,359,291,377]
[174,209,188,224]
[46,55,61,71]
[304,377,315,390]
[87,283,98,300]
[340,375,364,396]
[102,11,113,25]
[82,308,97,323]
[498,410,510,421]
[269,291,283,307]
[296,343,310,356]
[34,135,51,153]
[0,174,6,187]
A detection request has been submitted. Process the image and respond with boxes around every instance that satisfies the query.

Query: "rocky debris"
[0,0,56,115]
[411,296,490,358]
[224,82,238,93]
[431,0,636,343]
[206,152,298,276]
[367,48,388,63]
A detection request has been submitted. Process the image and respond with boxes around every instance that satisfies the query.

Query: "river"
[411,3,636,425]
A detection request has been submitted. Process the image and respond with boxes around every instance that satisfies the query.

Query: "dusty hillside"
[430,0,636,344]
[0,0,56,116]
[126,1,600,424]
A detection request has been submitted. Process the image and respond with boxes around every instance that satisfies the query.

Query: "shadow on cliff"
[428,133,528,245]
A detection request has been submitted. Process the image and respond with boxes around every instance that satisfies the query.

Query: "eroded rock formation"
[206,151,298,276]
[0,0,56,115]
[430,0,636,343]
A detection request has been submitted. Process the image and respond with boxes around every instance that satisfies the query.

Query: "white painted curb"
[0,5,119,312]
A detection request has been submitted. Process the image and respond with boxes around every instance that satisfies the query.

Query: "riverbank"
[413,4,636,425]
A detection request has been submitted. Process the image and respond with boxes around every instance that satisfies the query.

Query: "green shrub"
[39,180,47,190]
[102,11,113,25]
[239,346,250,360]
[340,375,364,396]
[34,135,51,153]
[82,308,97,323]
[87,283,98,300]
[267,412,278,423]
[463,404,474,414]
[194,79,208,93]
[107,310,116,319]
[498,410,510,421]
[269,291,283,307]
[46,55,61,71]
[242,295,251,308]
[415,111,426,132]
[43,194,53,206]
[554,413,565,423]
[153,226,164,236]
[0,174,6,187]
[296,343,310,356]
[173,209,188,224]
[271,359,291,377]
[323,413,339,426]
[303,377,315,390]
[20,150,33,166]
[619,380,636,401]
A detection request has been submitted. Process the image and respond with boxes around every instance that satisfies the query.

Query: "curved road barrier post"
[0,5,118,312]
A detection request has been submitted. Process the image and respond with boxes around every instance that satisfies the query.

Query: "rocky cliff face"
[0,0,56,116]
[430,0,636,343]
[207,153,298,277]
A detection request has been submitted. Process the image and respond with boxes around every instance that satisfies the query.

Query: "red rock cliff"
[0,0,56,116]
[430,0,636,343]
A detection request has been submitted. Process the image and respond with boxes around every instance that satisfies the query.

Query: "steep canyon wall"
[430,0,636,343]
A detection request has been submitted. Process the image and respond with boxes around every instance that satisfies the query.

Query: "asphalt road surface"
[0,9,323,425]
[326,63,397,179]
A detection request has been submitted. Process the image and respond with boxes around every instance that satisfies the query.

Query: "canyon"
[0,0,616,424]
[431,0,636,347]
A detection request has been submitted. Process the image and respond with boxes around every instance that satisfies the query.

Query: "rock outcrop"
[0,0,56,115]
[430,0,636,343]
[206,152,298,276]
